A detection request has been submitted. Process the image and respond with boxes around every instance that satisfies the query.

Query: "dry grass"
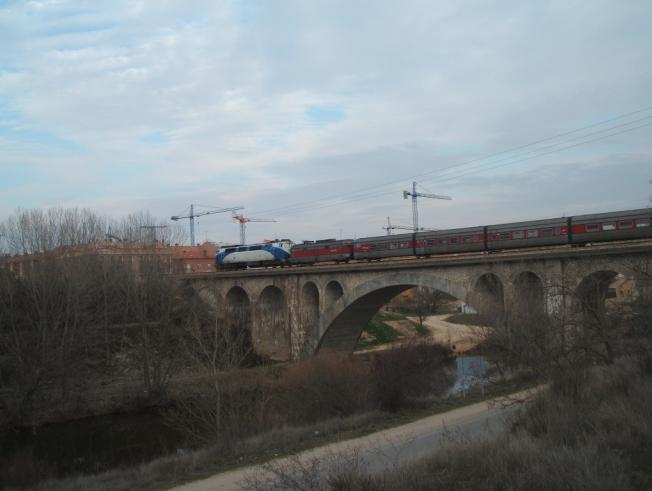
[246,350,652,490]
[6,342,454,491]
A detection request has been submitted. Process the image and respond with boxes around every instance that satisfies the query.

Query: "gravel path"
[171,387,539,491]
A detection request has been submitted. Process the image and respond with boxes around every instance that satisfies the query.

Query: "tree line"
[0,207,201,425]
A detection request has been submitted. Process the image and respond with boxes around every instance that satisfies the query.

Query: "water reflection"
[0,409,183,488]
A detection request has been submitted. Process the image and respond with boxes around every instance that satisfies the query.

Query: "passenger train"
[215,208,652,270]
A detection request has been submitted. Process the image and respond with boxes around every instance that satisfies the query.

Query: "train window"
[249,245,262,251]
[461,236,471,244]
[586,224,600,232]
[527,229,537,238]
[636,218,650,228]
[603,222,616,231]
[450,237,458,244]
[225,248,236,253]
[619,220,633,229]
[440,238,447,245]
[499,232,510,241]
[540,228,553,237]
[513,231,525,239]
[427,239,435,247]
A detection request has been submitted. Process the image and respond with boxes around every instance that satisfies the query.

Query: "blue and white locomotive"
[216,239,293,269]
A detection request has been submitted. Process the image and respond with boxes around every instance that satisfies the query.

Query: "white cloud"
[1,0,651,244]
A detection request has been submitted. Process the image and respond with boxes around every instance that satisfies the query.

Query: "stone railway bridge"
[179,241,652,361]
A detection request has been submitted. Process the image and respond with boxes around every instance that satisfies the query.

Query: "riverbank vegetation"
[2,343,457,490]
[265,353,652,491]
[253,265,652,490]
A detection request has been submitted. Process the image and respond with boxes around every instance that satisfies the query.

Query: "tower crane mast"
[171,204,244,246]
[403,181,451,231]
[232,213,276,245]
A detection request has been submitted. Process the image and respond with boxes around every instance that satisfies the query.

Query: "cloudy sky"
[1,0,651,244]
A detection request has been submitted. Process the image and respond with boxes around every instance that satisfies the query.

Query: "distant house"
[458,302,477,314]
[608,277,637,302]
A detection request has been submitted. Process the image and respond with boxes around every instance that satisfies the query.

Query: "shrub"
[272,352,375,425]
[371,341,453,411]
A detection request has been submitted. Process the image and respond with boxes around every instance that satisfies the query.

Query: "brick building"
[1,240,219,277]
[171,241,218,273]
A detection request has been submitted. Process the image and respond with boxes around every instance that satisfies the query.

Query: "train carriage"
[570,208,652,244]
[486,217,569,250]
[289,239,354,264]
[415,226,485,256]
[353,232,415,260]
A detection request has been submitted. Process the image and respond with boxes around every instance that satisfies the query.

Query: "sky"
[1,0,651,245]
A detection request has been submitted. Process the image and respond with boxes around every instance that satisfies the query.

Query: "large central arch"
[316,272,468,353]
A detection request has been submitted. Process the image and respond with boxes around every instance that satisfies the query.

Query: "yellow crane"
[232,213,276,245]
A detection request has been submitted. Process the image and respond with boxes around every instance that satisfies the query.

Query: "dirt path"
[416,314,484,352]
[170,387,539,491]
[355,314,484,356]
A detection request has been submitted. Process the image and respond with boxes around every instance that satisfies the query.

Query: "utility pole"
[232,213,276,244]
[171,204,244,246]
[403,181,451,231]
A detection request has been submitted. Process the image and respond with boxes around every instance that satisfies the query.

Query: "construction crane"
[403,181,451,231]
[232,213,276,245]
[171,204,244,246]
[382,216,423,235]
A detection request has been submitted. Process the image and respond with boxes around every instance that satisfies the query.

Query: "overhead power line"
[249,105,652,218]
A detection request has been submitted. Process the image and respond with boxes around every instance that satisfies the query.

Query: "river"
[1,355,489,489]
[0,408,184,488]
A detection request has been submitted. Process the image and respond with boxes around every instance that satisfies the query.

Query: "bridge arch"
[325,280,344,304]
[191,283,221,310]
[223,286,254,357]
[255,285,290,360]
[224,286,251,330]
[469,273,505,324]
[574,269,621,321]
[512,271,545,319]
[316,272,467,354]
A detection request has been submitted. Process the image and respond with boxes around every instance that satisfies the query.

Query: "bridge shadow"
[315,273,469,354]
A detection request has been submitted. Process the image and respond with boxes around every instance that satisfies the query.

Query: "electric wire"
[249,105,652,217]
[254,118,652,217]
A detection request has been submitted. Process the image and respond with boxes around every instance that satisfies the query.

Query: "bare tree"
[413,287,452,330]
[0,207,191,424]
[166,290,269,446]
[482,261,652,383]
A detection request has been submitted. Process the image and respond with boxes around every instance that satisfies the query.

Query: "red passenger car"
[289,239,353,264]
[570,209,652,244]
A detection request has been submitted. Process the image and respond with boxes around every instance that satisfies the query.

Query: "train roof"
[487,216,566,231]
[570,208,651,221]
[417,226,484,236]
[355,232,413,242]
